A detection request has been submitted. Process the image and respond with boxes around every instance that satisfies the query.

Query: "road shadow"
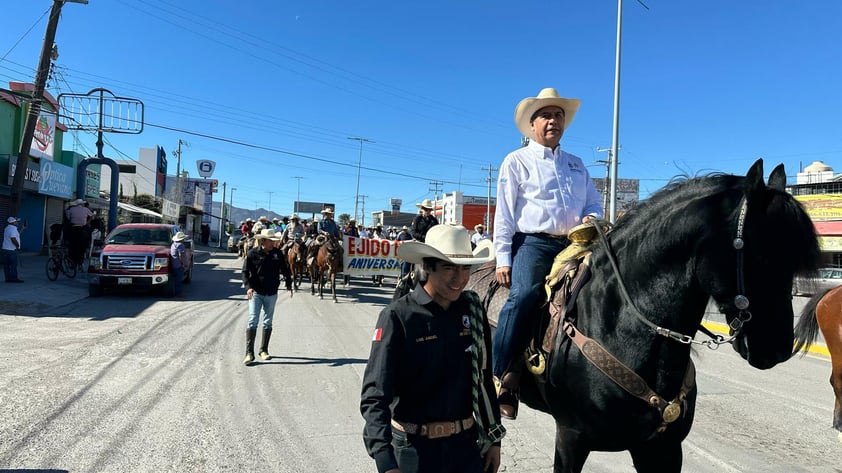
[0,470,69,473]
[251,356,368,367]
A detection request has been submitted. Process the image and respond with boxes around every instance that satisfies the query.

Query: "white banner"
[343,235,404,276]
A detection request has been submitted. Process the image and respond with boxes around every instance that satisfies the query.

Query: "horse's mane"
[605,171,820,276]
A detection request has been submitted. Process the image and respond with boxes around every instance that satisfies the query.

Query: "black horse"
[467,160,821,472]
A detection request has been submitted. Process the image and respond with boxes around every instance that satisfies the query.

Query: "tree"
[338,213,351,227]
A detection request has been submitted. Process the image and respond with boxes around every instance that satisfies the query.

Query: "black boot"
[259,328,273,361]
[243,328,257,365]
[496,370,521,420]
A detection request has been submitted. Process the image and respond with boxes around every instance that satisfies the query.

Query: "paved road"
[0,250,839,472]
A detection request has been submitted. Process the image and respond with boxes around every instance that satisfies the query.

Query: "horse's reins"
[592,196,752,349]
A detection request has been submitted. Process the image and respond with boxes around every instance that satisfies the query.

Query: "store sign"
[38,159,73,199]
[30,112,56,161]
[162,199,180,219]
[85,166,101,199]
[7,159,40,191]
[196,159,215,178]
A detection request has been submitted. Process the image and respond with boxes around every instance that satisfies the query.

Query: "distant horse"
[308,238,324,297]
[466,160,821,472]
[316,234,343,302]
[287,240,308,291]
[793,285,842,434]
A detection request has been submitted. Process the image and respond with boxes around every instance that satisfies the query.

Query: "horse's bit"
[593,196,752,350]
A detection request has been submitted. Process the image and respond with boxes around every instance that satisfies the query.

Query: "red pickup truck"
[87,223,194,297]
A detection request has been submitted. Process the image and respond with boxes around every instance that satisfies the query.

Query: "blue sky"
[2,1,840,219]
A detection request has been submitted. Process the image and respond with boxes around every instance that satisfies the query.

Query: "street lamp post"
[348,137,373,221]
[229,187,236,227]
[293,176,303,212]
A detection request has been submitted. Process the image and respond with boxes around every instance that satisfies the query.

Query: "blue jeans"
[172,266,184,295]
[492,233,569,377]
[2,249,19,281]
[247,292,278,330]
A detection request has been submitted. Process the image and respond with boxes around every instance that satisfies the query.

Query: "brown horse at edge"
[793,285,842,436]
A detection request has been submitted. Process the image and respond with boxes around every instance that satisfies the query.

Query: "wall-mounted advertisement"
[30,111,56,161]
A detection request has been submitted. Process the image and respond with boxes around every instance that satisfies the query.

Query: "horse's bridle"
[594,196,752,350]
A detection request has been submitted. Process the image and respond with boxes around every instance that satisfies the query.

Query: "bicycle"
[46,245,77,281]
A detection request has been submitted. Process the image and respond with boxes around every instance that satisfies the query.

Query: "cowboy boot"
[259,328,273,361]
[495,370,521,420]
[243,328,257,365]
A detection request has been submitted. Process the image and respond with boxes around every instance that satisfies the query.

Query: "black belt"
[534,232,568,240]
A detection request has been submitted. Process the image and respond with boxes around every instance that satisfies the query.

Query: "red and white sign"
[343,235,404,277]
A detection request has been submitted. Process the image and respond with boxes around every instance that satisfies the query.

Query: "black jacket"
[360,288,500,473]
[242,247,290,296]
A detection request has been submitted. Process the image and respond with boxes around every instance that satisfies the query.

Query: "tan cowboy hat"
[416,199,434,209]
[172,231,188,242]
[397,225,494,266]
[320,207,334,214]
[291,214,300,220]
[255,229,281,241]
[259,215,269,221]
[514,87,581,140]
[475,224,484,230]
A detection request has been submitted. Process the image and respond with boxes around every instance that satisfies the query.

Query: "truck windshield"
[106,229,172,246]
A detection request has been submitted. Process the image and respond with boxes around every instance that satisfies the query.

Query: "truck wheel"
[89,284,104,297]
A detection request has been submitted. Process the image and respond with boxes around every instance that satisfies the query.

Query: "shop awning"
[117,202,163,218]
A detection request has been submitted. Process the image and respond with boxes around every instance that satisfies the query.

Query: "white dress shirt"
[493,140,603,267]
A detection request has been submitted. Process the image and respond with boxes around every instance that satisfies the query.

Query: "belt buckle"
[425,422,455,439]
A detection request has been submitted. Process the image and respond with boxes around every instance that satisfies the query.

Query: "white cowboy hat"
[397,224,494,266]
[68,198,85,206]
[320,207,334,214]
[514,87,581,140]
[291,214,300,220]
[255,229,281,241]
[416,199,434,209]
[259,215,269,221]
[172,231,188,242]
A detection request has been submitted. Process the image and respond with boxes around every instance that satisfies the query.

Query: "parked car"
[87,223,194,297]
[792,268,842,296]
[226,228,244,253]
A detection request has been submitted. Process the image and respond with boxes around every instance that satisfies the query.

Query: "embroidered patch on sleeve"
[372,327,383,342]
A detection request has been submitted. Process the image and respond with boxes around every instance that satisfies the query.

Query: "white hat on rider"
[397,225,494,266]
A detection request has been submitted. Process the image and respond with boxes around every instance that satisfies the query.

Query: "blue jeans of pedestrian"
[492,233,569,377]
[391,426,483,473]
[2,249,19,281]
[247,292,277,330]
[172,266,184,295]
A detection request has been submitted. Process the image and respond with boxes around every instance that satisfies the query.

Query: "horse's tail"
[793,288,831,355]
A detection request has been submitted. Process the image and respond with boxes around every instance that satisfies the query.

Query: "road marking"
[701,321,830,358]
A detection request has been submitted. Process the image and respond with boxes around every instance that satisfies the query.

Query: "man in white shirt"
[492,88,603,419]
[3,216,24,283]
[471,224,490,247]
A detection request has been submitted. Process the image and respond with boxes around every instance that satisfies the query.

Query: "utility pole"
[218,181,226,247]
[292,176,303,212]
[597,146,621,218]
[359,195,369,226]
[172,139,188,209]
[267,191,274,212]
[481,164,497,232]
[11,0,87,216]
[429,179,443,221]
[348,137,373,222]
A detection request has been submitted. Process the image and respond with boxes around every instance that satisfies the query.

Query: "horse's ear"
[767,164,787,191]
[745,159,765,194]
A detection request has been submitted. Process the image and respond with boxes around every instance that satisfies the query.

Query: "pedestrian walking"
[241,229,291,365]
[170,231,188,297]
[3,216,25,283]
